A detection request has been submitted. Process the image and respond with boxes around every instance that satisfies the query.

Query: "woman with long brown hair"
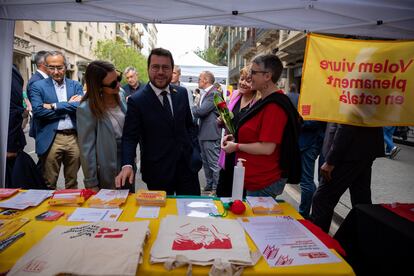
[77,60,132,191]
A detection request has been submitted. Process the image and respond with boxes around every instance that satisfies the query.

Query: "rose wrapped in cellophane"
[213,84,235,135]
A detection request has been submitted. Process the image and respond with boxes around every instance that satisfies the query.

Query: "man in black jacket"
[311,123,384,233]
[6,65,27,187]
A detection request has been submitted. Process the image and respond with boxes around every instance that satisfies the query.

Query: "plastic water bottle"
[232,158,246,201]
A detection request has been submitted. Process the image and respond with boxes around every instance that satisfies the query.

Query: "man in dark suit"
[30,51,83,189]
[27,50,49,138]
[192,71,221,193]
[6,65,27,187]
[116,48,200,195]
[122,66,143,100]
[311,123,384,233]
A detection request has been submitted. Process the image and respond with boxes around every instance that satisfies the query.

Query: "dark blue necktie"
[161,91,173,118]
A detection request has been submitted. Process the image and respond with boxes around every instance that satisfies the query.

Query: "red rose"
[217,101,227,109]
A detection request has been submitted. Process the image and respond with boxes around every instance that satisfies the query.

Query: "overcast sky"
[156,24,206,60]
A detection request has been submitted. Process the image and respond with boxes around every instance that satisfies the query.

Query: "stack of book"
[136,190,166,207]
[88,189,129,208]
[246,196,283,214]
[49,189,94,207]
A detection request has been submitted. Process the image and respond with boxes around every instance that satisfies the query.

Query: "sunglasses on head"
[102,74,122,89]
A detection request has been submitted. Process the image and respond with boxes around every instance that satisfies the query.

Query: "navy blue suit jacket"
[30,77,83,156]
[122,83,196,191]
[27,71,46,138]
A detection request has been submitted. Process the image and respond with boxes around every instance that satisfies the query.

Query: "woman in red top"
[222,54,292,198]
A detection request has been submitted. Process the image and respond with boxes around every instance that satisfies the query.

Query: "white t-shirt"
[107,105,125,138]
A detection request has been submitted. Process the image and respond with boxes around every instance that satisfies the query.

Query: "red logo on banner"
[302,105,311,115]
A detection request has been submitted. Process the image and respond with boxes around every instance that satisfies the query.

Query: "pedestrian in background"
[311,123,384,233]
[30,51,83,189]
[192,71,221,194]
[383,126,401,159]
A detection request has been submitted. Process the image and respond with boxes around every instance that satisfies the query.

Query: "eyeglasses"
[250,69,269,75]
[150,64,172,72]
[47,65,65,71]
[102,75,122,89]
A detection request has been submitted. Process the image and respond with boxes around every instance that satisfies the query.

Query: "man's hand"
[194,94,201,106]
[216,116,224,128]
[6,152,17,158]
[115,166,134,188]
[69,95,82,102]
[43,103,53,110]
[320,162,335,182]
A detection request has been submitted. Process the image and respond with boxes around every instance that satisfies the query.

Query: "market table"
[0,194,355,275]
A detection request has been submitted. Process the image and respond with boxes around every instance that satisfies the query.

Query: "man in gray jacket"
[192,71,221,193]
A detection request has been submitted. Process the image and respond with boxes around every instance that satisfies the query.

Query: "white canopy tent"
[1,0,414,185]
[175,51,228,87]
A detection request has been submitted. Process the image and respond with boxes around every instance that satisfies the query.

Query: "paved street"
[24,125,414,234]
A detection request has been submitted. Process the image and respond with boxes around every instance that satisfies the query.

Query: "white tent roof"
[1,0,414,39]
[1,0,414,185]
[176,52,228,79]
[176,52,217,67]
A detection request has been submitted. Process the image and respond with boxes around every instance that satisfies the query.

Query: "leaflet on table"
[176,198,219,218]
[0,190,53,210]
[239,216,341,267]
[88,189,129,208]
[67,207,123,222]
[135,206,160,219]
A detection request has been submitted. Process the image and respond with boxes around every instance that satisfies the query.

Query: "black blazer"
[121,83,195,186]
[323,123,384,166]
[8,65,26,153]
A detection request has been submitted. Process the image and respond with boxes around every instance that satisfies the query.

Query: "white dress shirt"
[52,79,74,130]
[200,84,213,105]
[150,82,174,115]
[37,69,49,79]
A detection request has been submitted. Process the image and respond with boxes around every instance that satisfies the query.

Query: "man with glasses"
[116,48,200,195]
[29,51,83,189]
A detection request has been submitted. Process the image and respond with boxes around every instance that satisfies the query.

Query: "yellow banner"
[299,34,414,126]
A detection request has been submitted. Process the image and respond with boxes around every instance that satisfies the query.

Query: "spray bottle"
[232,158,246,201]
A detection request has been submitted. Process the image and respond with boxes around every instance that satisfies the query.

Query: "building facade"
[116,23,144,52]
[140,23,158,57]
[208,26,306,92]
[13,21,116,87]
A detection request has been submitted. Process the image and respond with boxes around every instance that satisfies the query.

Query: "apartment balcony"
[230,31,243,54]
[277,32,306,64]
[216,31,228,53]
[229,64,242,82]
[13,35,31,56]
[239,35,256,60]
[256,29,279,47]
